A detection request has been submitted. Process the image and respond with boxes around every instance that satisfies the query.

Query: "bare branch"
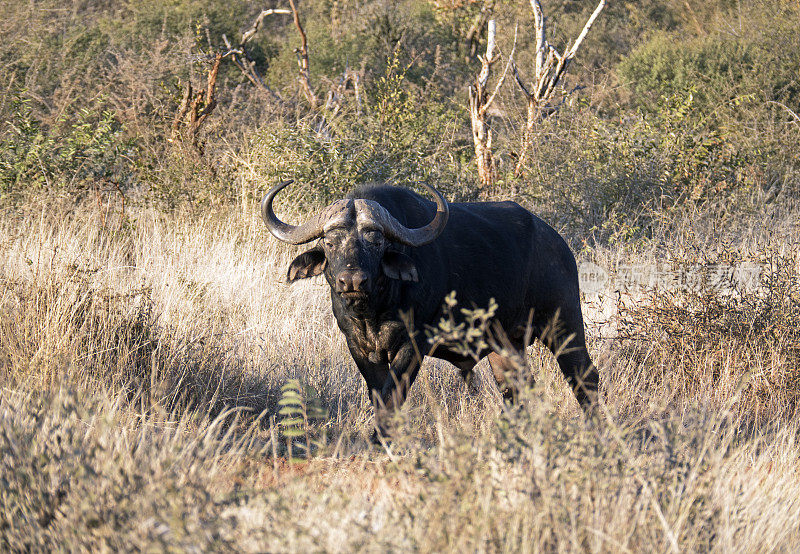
[540,0,603,102]
[535,48,556,97]
[530,0,546,77]
[469,18,513,189]
[520,0,606,107]
[486,19,497,62]
[196,53,222,127]
[222,7,290,106]
[241,9,292,46]
[511,60,531,98]
[564,0,606,61]
[768,100,800,126]
[542,52,565,100]
[481,26,518,116]
[514,0,606,177]
[288,0,318,108]
[170,81,192,142]
[478,19,498,89]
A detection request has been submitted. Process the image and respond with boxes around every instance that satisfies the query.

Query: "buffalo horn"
[382,182,449,247]
[262,180,449,247]
[260,180,325,244]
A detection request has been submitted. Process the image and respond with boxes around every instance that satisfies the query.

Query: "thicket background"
[3,0,798,229]
[2,0,800,551]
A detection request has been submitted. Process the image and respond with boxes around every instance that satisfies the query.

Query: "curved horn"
[261,180,325,244]
[383,182,449,247]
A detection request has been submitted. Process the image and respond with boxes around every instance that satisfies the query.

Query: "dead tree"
[468,19,514,189]
[223,2,318,109]
[464,0,495,63]
[222,8,291,105]
[170,52,222,155]
[288,0,318,108]
[512,0,605,176]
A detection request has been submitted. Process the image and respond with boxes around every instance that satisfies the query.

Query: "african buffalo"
[262,181,598,437]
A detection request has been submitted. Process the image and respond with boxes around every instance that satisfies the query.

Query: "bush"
[264,0,468,97]
[508,87,759,245]
[619,2,800,111]
[617,244,800,418]
[0,93,137,200]
[235,61,473,210]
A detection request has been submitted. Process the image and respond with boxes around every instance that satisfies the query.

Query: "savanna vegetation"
[1,0,800,551]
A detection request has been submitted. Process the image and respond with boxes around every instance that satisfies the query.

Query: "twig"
[221,8,291,105]
[242,8,292,44]
[564,0,607,62]
[513,0,606,176]
[288,0,318,108]
[170,81,193,142]
[468,18,506,189]
[768,100,800,126]
[481,25,517,117]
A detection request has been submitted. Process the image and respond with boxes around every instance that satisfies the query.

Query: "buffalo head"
[261,181,449,310]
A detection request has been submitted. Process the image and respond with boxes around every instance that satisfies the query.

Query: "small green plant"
[373,51,414,131]
[425,291,498,364]
[278,379,328,462]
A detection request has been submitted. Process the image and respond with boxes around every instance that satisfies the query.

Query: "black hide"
[291,185,597,437]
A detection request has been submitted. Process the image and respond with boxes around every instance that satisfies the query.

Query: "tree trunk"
[514,98,541,177]
[470,85,496,189]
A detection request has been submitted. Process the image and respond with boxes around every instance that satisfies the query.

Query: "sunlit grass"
[2,201,800,551]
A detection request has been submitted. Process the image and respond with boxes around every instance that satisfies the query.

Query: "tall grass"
[2,199,800,551]
[2,0,800,550]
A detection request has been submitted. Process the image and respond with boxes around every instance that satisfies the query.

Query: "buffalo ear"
[382,251,419,282]
[287,247,327,282]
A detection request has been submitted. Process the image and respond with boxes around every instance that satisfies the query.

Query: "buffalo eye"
[324,230,345,247]
[362,229,383,245]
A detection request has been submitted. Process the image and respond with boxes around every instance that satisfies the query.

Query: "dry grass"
[2,199,800,552]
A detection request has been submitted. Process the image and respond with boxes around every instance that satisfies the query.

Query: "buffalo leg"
[555,347,597,409]
[487,345,534,402]
[370,341,422,441]
[452,359,478,387]
[539,308,598,410]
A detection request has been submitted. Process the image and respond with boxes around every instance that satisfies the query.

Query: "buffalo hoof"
[370,427,391,446]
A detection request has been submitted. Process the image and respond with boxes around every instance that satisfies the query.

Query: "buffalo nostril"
[352,272,369,291]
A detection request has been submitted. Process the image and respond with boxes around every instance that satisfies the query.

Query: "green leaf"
[281,380,301,392]
[278,395,303,405]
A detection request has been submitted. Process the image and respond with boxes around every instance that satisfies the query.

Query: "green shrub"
[100,0,253,51]
[619,2,800,111]
[619,32,752,104]
[510,88,756,244]
[0,93,137,199]
[237,57,473,210]
[264,0,467,97]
